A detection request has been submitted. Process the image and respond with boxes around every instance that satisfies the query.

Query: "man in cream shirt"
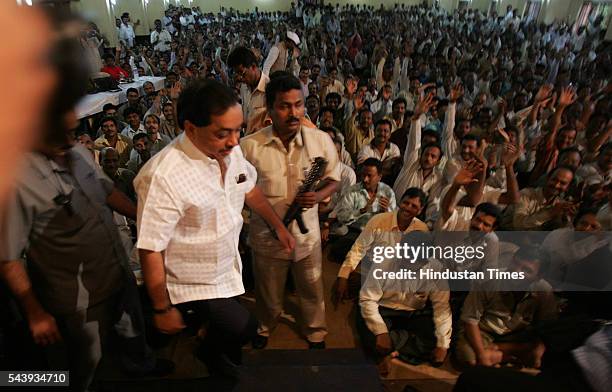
[241,72,340,349]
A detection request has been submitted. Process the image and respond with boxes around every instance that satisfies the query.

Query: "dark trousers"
[175,297,258,365]
[48,272,155,392]
[356,305,435,364]
[329,227,362,263]
[453,359,593,392]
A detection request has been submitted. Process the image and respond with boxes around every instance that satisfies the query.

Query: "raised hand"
[449,83,464,103]
[534,83,554,103]
[169,81,182,101]
[501,143,520,166]
[353,94,365,111]
[413,92,435,118]
[346,77,358,96]
[453,159,481,185]
[558,85,577,108]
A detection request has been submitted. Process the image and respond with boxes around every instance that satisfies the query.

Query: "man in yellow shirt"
[333,187,429,303]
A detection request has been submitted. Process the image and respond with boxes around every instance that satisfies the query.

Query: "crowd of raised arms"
[74,0,610,379]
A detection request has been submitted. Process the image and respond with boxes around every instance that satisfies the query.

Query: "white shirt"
[357,142,400,164]
[150,29,172,52]
[121,123,146,140]
[134,134,257,304]
[119,23,136,48]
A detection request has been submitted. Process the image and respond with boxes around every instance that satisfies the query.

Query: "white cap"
[287,31,300,45]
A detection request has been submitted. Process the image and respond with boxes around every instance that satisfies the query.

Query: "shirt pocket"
[258,178,285,198]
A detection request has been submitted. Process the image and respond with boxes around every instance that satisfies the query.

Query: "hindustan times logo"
[372,243,487,264]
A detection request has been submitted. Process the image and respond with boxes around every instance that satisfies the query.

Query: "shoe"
[252,334,268,349]
[195,348,241,379]
[126,358,175,377]
[308,341,326,349]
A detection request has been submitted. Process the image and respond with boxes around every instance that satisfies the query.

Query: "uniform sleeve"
[0,188,33,261]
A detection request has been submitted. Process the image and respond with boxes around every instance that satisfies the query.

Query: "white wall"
[73,0,598,47]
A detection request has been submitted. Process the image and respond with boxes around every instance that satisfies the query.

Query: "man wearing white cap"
[262,31,301,77]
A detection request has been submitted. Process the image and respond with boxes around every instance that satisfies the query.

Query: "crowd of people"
[1,2,611,391]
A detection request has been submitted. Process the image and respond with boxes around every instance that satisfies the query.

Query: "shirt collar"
[179,132,214,163]
[263,125,304,148]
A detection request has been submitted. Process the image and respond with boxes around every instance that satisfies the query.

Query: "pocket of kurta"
[259,179,285,198]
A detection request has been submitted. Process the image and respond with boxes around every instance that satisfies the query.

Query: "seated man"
[101,53,129,81]
[436,146,520,231]
[504,166,575,230]
[121,107,146,140]
[358,229,451,368]
[320,138,356,244]
[101,147,136,202]
[100,147,139,269]
[328,158,396,262]
[393,93,445,225]
[455,246,558,368]
[126,133,151,175]
[95,104,128,138]
[94,116,132,167]
[118,87,148,122]
[76,131,100,165]
[357,119,401,179]
[333,187,429,302]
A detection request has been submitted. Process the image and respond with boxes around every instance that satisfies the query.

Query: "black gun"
[283,157,328,234]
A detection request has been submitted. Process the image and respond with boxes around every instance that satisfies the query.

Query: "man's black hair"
[99,116,118,128]
[124,107,141,119]
[227,46,258,69]
[473,202,502,227]
[461,134,481,145]
[126,87,139,95]
[420,142,443,158]
[325,92,341,102]
[177,79,239,128]
[361,157,383,174]
[102,103,117,112]
[133,132,148,144]
[375,118,392,130]
[422,129,440,143]
[400,187,427,207]
[392,97,407,108]
[573,206,601,227]
[320,106,335,116]
[559,146,583,159]
[265,71,302,108]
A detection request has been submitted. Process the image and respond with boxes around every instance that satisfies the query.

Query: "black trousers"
[175,297,258,365]
[453,359,593,392]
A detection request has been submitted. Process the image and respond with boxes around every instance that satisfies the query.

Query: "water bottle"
[129,55,139,80]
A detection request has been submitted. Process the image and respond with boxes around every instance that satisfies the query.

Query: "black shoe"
[252,334,268,349]
[195,348,241,379]
[308,341,326,349]
[126,358,175,377]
